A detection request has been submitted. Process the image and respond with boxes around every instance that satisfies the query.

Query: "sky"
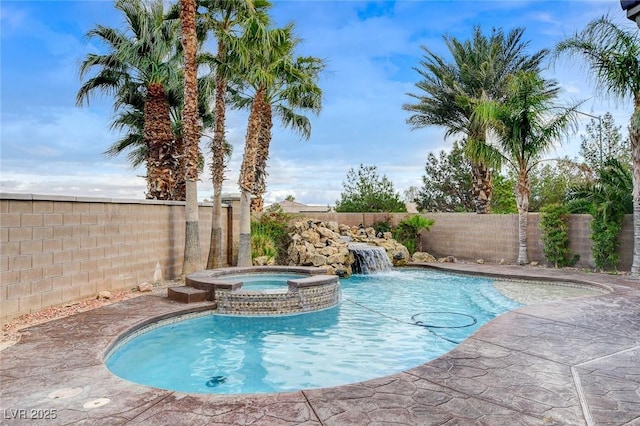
[0,0,637,206]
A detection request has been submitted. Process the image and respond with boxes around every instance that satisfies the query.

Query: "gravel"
[0,279,183,351]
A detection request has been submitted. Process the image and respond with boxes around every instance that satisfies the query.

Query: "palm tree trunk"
[173,135,186,201]
[630,98,640,278]
[144,82,176,200]
[471,161,492,214]
[515,168,530,265]
[207,40,228,269]
[252,93,273,213]
[237,87,265,266]
[181,0,202,275]
[237,189,253,267]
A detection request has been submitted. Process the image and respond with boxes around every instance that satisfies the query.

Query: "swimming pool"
[106,269,523,394]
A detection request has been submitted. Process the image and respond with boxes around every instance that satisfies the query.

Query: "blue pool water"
[218,273,306,290]
[106,269,521,394]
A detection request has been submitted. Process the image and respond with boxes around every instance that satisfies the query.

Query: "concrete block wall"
[420,213,632,270]
[0,194,228,324]
[287,212,633,270]
[1,194,634,325]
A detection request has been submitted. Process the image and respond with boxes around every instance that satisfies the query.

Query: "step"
[168,286,208,304]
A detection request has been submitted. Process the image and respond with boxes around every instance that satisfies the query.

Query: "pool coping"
[1,263,639,425]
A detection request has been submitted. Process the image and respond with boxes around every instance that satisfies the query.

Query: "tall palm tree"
[404,26,547,214]
[77,0,182,200]
[103,73,215,200]
[233,20,324,266]
[230,54,324,212]
[198,0,269,269]
[181,0,202,274]
[555,15,640,277]
[473,71,579,264]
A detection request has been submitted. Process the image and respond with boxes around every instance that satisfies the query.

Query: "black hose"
[343,298,477,345]
[411,312,477,329]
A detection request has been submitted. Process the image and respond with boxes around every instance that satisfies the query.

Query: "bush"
[251,229,277,261]
[539,203,578,268]
[394,214,434,255]
[372,216,393,234]
[251,204,294,264]
[590,208,623,271]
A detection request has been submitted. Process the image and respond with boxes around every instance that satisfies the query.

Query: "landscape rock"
[96,291,112,300]
[138,282,153,292]
[253,256,275,266]
[412,252,437,263]
[286,218,414,277]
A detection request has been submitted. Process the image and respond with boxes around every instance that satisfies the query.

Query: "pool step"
[168,286,209,304]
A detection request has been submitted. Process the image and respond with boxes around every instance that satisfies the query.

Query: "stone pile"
[286,218,413,277]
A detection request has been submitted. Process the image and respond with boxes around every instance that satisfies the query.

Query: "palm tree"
[404,26,547,214]
[555,15,640,277]
[77,0,182,200]
[103,73,215,201]
[181,0,202,274]
[231,54,324,212]
[198,0,269,269]
[233,21,324,266]
[473,71,579,264]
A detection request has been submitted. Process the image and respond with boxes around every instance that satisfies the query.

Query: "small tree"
[579,112,631,171]
[335,164,407,213]
[414,141,474,212]
[529,159,591,212]
[539,203,578,268]
[394,215,434,254]
[491,172,517,214]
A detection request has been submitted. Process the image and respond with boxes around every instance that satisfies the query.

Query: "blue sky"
[0,0,636,205]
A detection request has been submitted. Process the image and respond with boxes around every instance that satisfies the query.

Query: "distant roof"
[621,0,640,10]
[272,199,330,213]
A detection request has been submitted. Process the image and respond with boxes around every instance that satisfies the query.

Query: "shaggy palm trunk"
[237,87,266,267]
[471,161,492,214]
[207,40,228,269]
[144,83,176,200]
[515,167,530,265]
[181,0,202,275]
[252,95,273,213]
[630,97,640,278]
[174,135,186,201]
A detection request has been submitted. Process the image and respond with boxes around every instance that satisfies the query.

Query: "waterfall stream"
[348,243,393,274]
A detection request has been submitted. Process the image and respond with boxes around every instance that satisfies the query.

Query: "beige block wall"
[0,194,232,324]
[1,194,634,325]
[287,212,633,270]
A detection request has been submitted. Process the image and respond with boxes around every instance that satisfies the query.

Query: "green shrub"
[394,214,434,255]
[372,216,393,234]
[251,229,277,261]
[251,204,294,264]
[539,203,578,268]
[590,208,623,271]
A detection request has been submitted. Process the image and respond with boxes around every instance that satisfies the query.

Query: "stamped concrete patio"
[1,263,639,425]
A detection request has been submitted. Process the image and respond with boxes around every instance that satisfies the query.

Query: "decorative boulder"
[412,252,437,263]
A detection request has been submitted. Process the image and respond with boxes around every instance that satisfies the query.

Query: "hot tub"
[185,266,341,315]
